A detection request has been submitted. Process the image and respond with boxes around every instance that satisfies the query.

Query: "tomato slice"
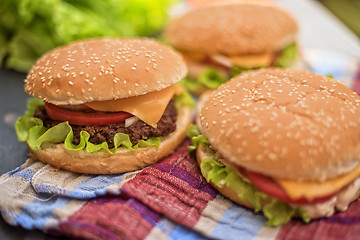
[241,167,337,204]
[45,103,133,126]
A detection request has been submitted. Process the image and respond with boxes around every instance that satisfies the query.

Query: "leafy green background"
[320,0,360,37]
[0,0,179,72]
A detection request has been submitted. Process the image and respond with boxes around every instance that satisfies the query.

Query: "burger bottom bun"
[28,106,192,174]
[196,143,360,220]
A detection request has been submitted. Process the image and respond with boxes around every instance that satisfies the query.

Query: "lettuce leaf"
[180,77,204,93]
[174,88,196,110]
[15,98,44,141]
[230,66,260,77]
[186,124,209,151]
[188,125,310,226]
[15,98,161,153]
[0,0,179,72]
[198,68,228,89]
[274,43,298,68]
[180,67,227,94]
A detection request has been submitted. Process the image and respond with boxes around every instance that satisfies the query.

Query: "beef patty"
[34,101,177,148]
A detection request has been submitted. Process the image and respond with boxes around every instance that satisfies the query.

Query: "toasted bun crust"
[195,90,213,132]
[164,4,298,55]
[28,106,192,174]
[25,38,187,105]
[200,68,360,181]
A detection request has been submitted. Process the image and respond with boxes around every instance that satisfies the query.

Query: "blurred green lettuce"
[0,0,179,72]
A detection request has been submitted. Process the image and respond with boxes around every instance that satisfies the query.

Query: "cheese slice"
[85,85,177,127]
[182,52,207,62]
[183,50,273,69]
[275,163,360,201]
[229,52,273,68]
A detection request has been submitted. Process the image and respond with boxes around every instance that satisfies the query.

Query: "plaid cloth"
[1,51,360,239]
[1,139,360,240]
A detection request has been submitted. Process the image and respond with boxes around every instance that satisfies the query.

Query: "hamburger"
[189,68,360,226]
[16,38,193,174]
[164,3,301,94]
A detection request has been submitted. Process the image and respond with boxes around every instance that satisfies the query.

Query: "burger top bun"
[25,38,187,105]
[164,3,298,56]
[200,68,360,181]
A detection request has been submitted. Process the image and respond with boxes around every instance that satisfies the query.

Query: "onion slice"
[125,116,139,127]
[209,54,234,68]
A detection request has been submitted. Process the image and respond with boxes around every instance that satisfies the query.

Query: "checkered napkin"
[1,139,360,240]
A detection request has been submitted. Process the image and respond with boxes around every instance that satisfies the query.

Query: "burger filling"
[34,101,177,148]
[180,43,298,92]
[15,88,194,154]
[187,125,360,226]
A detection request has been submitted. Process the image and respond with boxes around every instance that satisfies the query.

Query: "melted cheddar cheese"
[85,85,180,127]
[182,50,273,69]
[275,163,360,201]
[229,52,273,68]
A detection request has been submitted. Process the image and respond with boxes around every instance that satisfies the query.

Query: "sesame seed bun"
[28,105,192,174]
[25,38,187,105]
[199,68,360,181]
[164,3,298,56]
